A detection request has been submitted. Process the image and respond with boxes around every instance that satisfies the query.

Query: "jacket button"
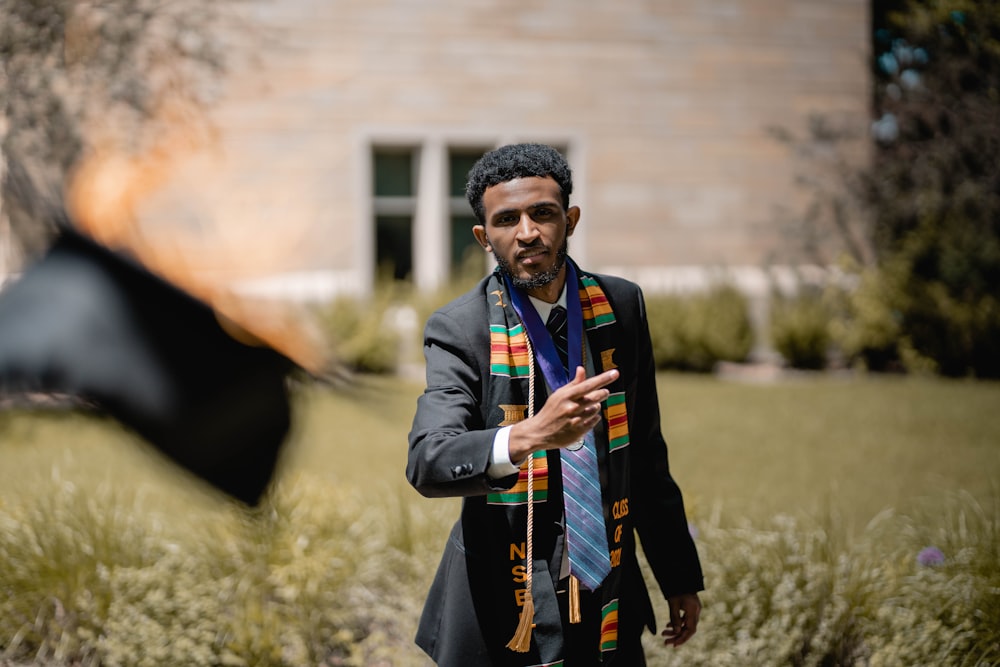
[451,463,474,478]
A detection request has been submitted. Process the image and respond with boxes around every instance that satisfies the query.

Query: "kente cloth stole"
[486,263,629,656]
[484,262,631,505]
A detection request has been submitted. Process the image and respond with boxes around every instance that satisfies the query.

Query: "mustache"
[492,240,569,291]
[515,241,547,256]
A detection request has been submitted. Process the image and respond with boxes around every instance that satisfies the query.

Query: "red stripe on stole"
[608,413,628,427]
[587,292,609,307]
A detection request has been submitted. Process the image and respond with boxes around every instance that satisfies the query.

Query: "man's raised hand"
[508,366,619,461]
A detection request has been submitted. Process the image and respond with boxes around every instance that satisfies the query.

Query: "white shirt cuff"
[488,425,521,478]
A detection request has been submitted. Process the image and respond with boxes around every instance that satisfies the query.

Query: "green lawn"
[5,372,996,533]
[281,372,1000,535]
[652,373,1000,533]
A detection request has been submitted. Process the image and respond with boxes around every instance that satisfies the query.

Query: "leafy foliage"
[866,0,1000,377]
[645,286,754,373]
[770,288,833,370]
[317,292,403,376]
[773,1,1000,378]
[0,0,240,261]
[648,493,1000,667]
[826,268,906,372]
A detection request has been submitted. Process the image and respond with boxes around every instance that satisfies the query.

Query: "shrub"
[319,256,489,377]
[0,483,160,665]
[0,475,430,666]
[646,514,872,666]
[859,493,1000,667]
[867,1,1000,380]
[317,289,402,376]
[827,269,904,372]
[646,286,753,372]
[647,492,999,667]
[646,294,690,369]
[880,247,1000,379]
[817,255,999,380]
[406,254,491,367]
[770,289,832,370]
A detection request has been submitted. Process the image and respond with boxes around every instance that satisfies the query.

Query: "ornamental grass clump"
[96,551,235,667]
[646,492,999,667]
[647,513,871,667]
[0,472,430,666]
[858,492,1000,667]
[0,481,161,665]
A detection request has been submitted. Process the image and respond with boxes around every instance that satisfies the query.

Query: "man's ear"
[473,225,491,251]
[566,206,581,237]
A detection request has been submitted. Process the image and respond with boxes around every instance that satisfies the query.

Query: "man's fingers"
[565,367,619,393]
[662,594,701,647]
[669,604,683,638]
[535,368,620,448]
[559,379,613,415]
[580,388,612,404]
[564,404,602,430]
[661,620,694,647]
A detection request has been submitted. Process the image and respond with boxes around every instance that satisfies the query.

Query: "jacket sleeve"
[624,284,705,598]
[406,307,519,498]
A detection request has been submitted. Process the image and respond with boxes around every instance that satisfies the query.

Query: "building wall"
[141,0,870,300]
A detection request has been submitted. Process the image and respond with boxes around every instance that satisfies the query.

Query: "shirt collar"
[527,283,567,324]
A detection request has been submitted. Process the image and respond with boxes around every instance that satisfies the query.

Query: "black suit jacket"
[407,268,703,666]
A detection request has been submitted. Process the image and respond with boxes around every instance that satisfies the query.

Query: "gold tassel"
[508,340,537,653]
[506,592,535,653]
[569,575,582,624]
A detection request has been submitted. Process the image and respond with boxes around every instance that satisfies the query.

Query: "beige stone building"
[3,0,872,305]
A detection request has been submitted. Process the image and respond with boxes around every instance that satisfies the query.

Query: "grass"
[1,372,998,665]
[283,372,1000,536]
[7,373,991,531]
[651,373,1000,533]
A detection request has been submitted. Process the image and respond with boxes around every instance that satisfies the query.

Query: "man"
[407,143,703,666]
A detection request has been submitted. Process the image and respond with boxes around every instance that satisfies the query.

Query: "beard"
[491,237,569,290]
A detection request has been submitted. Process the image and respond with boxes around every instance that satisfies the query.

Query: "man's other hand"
[662,592,700,647]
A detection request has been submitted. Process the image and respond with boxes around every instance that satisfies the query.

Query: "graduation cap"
[0,228,298,505]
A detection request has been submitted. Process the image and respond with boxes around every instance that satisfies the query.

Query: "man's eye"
[533,208,554,219]
[496,215,517,225]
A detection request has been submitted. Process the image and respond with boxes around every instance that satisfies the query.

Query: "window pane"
[374,150,414,197]
[376,215,413,281]
[449,149,487,198]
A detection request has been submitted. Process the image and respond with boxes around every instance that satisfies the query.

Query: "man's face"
[473,176,579,297]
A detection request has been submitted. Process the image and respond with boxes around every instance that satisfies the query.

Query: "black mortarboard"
[0,229,296,505]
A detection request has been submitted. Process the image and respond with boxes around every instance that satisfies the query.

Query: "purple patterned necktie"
[546,305,611,591]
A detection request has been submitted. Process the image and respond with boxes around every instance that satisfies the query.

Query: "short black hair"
[465,143,573,224]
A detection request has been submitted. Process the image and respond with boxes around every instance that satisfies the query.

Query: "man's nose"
[515,214,540,242]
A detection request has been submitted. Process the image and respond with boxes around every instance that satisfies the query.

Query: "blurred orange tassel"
[506,593,535,653]
[569,576,582,624]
